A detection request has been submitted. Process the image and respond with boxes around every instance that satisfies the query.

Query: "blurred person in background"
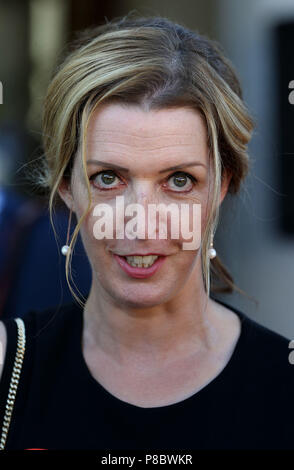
[0,13,293,451]
[0,122,91,318]
[0,183,91,318]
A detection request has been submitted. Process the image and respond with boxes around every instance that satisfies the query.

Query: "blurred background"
[0,0,293,337]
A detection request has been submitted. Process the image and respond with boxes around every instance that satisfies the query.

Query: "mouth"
[113,254,166,279]
[122,254,159,268]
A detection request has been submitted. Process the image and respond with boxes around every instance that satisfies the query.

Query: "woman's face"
[60,103,230,307]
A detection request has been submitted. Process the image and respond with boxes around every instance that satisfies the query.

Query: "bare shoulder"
[0,321,7,382]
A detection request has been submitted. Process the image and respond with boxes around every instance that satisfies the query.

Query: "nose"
[131,180,154,204]
[125,181,158,240]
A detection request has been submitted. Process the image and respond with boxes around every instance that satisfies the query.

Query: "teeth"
[125,255,159,268]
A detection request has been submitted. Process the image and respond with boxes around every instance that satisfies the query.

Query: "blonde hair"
[39,13,255,308]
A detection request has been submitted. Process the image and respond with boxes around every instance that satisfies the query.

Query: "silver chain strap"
[0,318,26,450]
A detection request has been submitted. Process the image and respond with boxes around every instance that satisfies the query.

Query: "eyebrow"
[86,159,206,173]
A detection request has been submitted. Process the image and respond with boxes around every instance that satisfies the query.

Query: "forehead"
[85,103,208,151]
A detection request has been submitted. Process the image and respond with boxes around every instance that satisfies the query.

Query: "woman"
[0,14,293,451]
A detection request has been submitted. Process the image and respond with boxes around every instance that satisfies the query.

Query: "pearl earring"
[208,233,217,259]
[61,209,73,256]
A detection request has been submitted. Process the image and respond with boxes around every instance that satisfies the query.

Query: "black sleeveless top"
[0,298,294,450]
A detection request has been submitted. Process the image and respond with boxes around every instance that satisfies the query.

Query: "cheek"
[174,196,209,250]
[172,249,200,283]
[73,192,210,252]
[80,211,98,247]
[197,191,212,237]
[79,208,117,259]
[70,196,97,253]
[71,180,99,243]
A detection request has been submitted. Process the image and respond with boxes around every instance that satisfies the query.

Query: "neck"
[82,269,219,367]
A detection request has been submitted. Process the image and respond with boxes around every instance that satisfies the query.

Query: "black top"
[0,298,294,450]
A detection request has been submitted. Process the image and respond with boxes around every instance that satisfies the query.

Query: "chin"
[105,282,173,309]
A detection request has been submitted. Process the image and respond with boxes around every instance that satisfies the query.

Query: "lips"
[116,253,166,256]
[113,254,166,279]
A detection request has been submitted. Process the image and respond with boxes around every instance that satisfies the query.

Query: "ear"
[58,177,75,212]
[219,170,232,205]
